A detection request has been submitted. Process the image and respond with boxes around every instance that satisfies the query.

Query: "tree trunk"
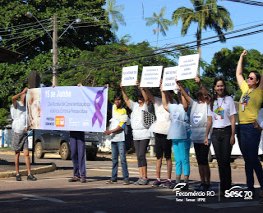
[196,28,202,75]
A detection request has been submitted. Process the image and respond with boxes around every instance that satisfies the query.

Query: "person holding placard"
[121,84,151,185]
[204,76,236,196]
[161,86,191,191]
[178,77,211,191]
[68,83,87,183]
[68,131,86,183]
[141,88,173,188]
[236,50,263,198]
[104,93,130,185]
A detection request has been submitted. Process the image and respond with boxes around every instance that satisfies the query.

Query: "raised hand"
[195,76,201,84]
[240,50,247,57]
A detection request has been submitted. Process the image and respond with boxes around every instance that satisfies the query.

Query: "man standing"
[68,83,87,183]
[104,93,130,185]
[68,131,86,183]
[11,87,37,181]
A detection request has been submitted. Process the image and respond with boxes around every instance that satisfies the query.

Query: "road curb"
[0,163,56,179]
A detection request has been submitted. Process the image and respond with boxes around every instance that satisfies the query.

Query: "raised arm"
[12,87,27,109]
[137,81,149,104]
[176,80,191,105]
[120,84,131,108]
[180,90,188,112]
[195,75,202,87]
[236,50,247,87]
[161,84,169,111]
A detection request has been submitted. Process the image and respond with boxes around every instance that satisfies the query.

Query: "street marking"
[89,167,156,172]
[13,193,65,203]
[88,168,139,175]
[0,199,21,203]
[199,201,260,209]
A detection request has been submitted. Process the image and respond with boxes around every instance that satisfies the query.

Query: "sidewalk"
[0,149,56,178]
[1,148,261,179]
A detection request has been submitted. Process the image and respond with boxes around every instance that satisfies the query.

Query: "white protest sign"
[121,65,138,86]
[140,66,163,87]
[162,66,179,91]
[177,54,199,80]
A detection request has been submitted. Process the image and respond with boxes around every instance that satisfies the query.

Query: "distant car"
[28,130,99,160]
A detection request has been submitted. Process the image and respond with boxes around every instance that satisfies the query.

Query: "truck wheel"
[35,142,44,159]
[60,142,71,160]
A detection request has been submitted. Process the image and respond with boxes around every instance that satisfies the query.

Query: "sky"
[115,0,263,65]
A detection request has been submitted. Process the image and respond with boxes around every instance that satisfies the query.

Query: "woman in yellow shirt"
[236,50,263,198]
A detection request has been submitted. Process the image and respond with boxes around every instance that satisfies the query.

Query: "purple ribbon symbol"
[92,88,105,127]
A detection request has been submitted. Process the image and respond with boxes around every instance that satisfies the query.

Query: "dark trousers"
[211,126,232,192]
[237,123,263,191]
[70,131,86,178]
[134,139,149,167]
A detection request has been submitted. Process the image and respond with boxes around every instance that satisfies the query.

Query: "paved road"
[0,152,262,213]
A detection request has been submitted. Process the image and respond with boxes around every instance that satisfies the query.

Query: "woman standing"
[179,77,211,191]
[236,50,263,197]
[204,76,236,196]
[121,85,151,185]
[161,86,191,191]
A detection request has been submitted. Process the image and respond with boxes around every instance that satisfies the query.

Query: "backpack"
[142,102,156,129]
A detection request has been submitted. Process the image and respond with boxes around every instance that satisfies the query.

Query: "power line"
[58,23,263,72]
[222,0,263,6]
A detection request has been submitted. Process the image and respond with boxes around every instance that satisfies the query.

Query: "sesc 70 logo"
[224,186,253,200]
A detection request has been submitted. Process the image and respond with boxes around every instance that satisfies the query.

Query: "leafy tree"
[0,0,113,60]
[204,46,263,100]
[59,42,176,101]
[105,0,126,32]
[172,0,233,58]
[145,7,172,47]
[0,108,9,128]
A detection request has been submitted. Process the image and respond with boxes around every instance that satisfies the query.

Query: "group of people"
[10,50,263,199]
[103,50,263,198]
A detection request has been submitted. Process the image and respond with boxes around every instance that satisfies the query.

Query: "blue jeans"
[70,131,86,178]
[237,123,263,191]
[172,139,191,176]
[211,126,232,192]
[111,141,129,181]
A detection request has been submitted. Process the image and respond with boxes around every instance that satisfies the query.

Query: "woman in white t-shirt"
[121,84,151,185]
[178,77,211,191]
[204,76,236,196]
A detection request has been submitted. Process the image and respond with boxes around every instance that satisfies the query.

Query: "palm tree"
[172,0,233,57]
[105,0,126,32]
[145,7,172,47]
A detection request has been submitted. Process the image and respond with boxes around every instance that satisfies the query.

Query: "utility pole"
[26,12,80,86]
[52,14,58,87]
